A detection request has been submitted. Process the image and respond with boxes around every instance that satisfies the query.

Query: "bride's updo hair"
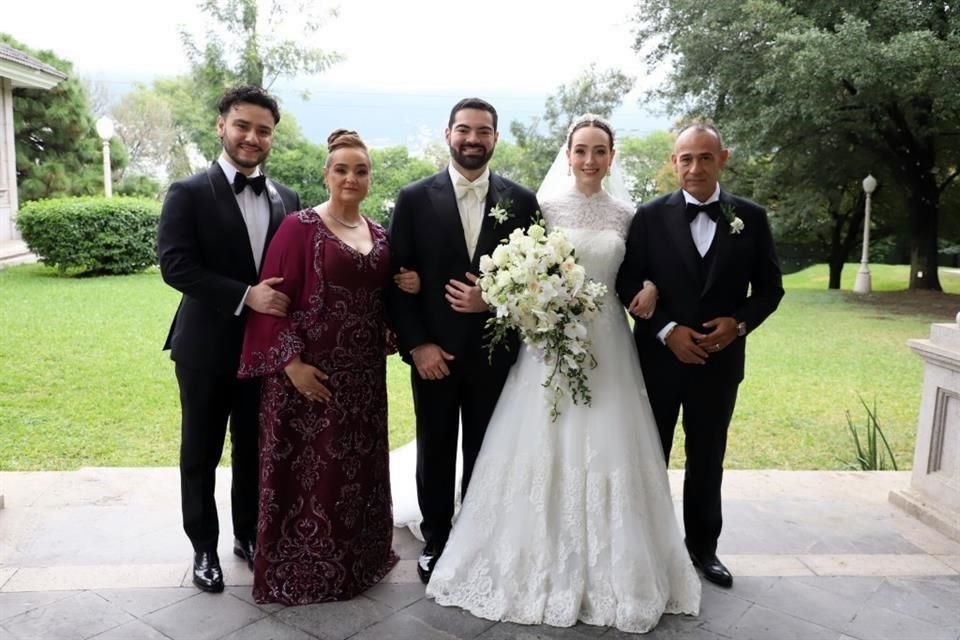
[566,114,615,150]
[326,128,369,166]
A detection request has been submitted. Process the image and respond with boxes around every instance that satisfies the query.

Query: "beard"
[449,143,493,171]
[222,137,268,169]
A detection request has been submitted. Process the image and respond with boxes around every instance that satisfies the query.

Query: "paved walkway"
[1,468,958,639]
[0,240,36,268]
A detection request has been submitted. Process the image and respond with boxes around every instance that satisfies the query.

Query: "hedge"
[16,196,160,275]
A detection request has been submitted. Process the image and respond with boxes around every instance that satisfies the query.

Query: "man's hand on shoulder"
[245,276,290,317]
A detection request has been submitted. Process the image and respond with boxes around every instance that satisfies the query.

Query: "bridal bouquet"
[478,221,606,420]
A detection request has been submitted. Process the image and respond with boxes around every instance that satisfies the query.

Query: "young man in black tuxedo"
[386,98,539,583]
[158,86,300,593]
[616,123,783,589]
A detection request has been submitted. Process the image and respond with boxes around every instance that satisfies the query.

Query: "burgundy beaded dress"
[239,209,397,605]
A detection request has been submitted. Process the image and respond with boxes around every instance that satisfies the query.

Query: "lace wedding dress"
[424,188,701,633]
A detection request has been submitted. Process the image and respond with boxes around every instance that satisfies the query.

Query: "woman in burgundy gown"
[239,129,417,605]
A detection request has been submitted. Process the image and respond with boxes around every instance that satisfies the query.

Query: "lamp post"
[95,116,115,198]
[853,174,878,294]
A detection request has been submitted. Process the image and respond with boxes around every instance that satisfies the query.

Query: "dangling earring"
[606,168,611,176]
[567,165,572,176]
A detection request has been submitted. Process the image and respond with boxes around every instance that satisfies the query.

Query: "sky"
[2,0,673,146]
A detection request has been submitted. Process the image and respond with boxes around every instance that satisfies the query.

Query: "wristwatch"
[737,321,747,337]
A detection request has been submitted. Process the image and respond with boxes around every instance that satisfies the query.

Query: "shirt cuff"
[235,286,251,316]
[657,321,677,344]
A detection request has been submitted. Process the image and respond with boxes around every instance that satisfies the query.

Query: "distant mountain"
[96,75,674,152]
[276,84,675,150]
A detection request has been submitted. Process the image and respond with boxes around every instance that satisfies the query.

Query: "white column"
[0,76,18,243]
[890,322,960,541]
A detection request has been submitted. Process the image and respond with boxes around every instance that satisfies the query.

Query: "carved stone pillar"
[890,323,960,541]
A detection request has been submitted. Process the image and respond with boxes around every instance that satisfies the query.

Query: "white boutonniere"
[720,203,744,235]
[488,198,514,225]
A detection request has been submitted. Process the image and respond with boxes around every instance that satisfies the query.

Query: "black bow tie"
[233,173,266,196]
[686,201,721,223]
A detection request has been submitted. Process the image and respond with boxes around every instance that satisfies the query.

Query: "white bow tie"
[454,176,488,201]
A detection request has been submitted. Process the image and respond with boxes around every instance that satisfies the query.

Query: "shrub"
[16,196,160,275]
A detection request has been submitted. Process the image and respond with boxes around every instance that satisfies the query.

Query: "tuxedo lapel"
[206,164,257,278]
[471,173,507,270]
[702,191,734,294]
[428,172,471,263]
[663,190,701,285]
[264,179,288,243]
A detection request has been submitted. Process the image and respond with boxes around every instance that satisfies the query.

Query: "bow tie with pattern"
[454,176,488,201]
[685,201,721,223]
[234,173,267,196]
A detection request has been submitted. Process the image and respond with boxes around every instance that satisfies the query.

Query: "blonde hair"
[325,129,369,166]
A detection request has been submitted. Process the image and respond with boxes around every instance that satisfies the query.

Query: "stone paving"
[0,240,35,268]
[1,468,959,639]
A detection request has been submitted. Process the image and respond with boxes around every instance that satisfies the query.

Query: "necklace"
[327,211,362,228]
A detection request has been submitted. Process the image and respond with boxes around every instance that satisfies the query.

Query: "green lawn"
[0,262,953,470]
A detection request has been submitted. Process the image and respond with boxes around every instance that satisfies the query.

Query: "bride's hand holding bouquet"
[477,219,605,420]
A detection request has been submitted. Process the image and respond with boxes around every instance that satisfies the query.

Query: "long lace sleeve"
[238,213,319,378]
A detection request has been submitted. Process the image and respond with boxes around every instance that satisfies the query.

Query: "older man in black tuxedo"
[616,122,783,589]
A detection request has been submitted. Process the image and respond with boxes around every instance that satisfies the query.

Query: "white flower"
[488,198,515,225]
[720,203,745,235]
[479,254,495,273]
[476,218,605,420]
[489,204,510,224]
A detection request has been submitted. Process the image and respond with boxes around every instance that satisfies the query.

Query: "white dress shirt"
[448,165,490,260]
[218,155,270,315]
[683,184,721,257]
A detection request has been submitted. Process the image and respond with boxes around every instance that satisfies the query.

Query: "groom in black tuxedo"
[386,98,539,583]
[158,86,300,593]
[616,122,783,588]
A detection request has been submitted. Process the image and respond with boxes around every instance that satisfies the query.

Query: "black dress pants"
[175,364,260,552]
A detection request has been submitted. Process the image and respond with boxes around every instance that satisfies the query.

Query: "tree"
[151,76,216,174]
[110,86,179,181]
[365,147,435,224]
[632,0,960,290]
[0,34,126,202]
[617,131,675,202]
[267,137,328,209]
[510,65,635,188]
[180,0,342,90]
[269,145,435,226]
[488,141,534,187]
[83,77,110,118]
[419,142,450,172]
[169,1,342,166]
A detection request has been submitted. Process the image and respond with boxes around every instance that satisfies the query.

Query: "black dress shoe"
[689,551,733,588]
[193,550,224,593]
[233,537,255,571]
[417,542,444,584]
